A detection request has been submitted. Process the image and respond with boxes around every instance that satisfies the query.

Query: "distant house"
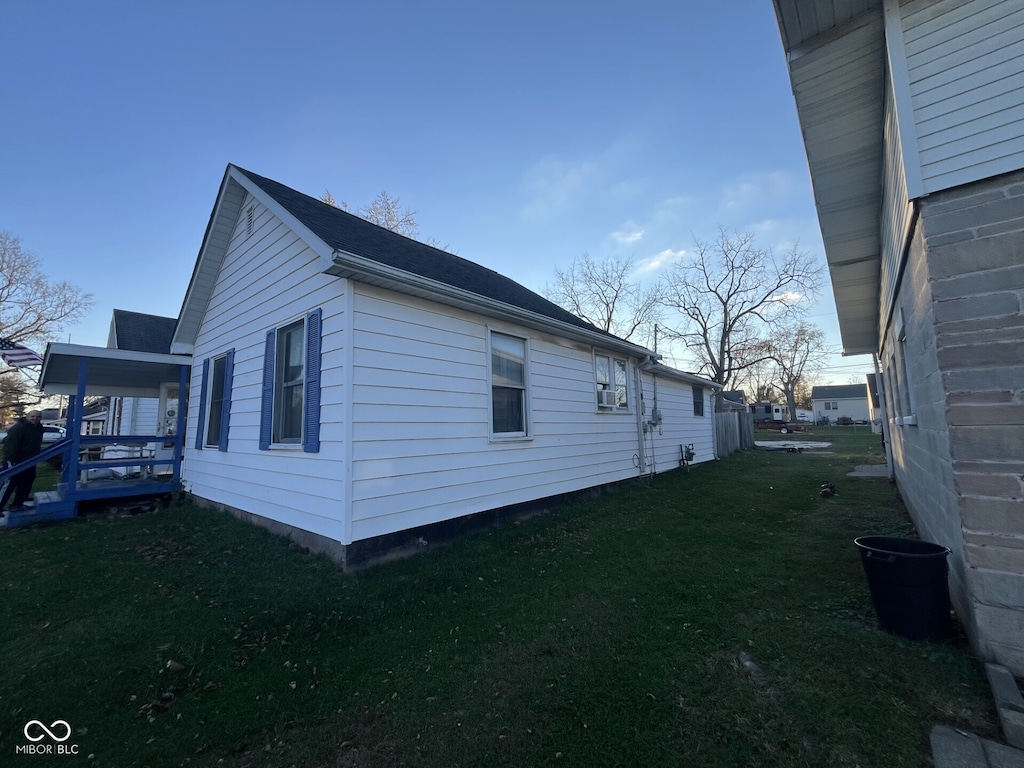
[811,384,870,424]
[105,309,179,441]
[719,390,748,411]
[169,165,720,566]
[772,0,1024,674]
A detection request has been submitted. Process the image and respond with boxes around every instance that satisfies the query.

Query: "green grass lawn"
[0,428,1000,767]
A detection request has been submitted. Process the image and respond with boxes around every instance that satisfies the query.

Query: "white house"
[811,384,871,424]
[171,165,719,566]
[105,309,179,442]
[772,0,1024,674]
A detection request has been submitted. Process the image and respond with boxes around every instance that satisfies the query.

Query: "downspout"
[873,354,894,479]
[634,363,647,476]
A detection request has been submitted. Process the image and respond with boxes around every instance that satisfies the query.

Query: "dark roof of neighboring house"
[235,167,616,340]
[110,309,177,354]
[721,390,746,405]
[811,384,868,400]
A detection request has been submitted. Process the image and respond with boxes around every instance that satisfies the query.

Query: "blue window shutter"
[195,358,210,450]
[303,308,322,453]
[218,348,234,451]
[259,330,276,450]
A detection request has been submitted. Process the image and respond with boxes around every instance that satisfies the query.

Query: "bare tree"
[545,253,662,345]
[660,228,821,401]
[321,189,419,238]
[1,231,92,350]
[732,351,780,404]
[0,231,92,413]
[766,322,831,423]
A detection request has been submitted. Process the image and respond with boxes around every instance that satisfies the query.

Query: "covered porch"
[2,343,191,527]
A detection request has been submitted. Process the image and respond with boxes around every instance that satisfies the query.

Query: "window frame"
[195,349,234,452]
[204,354,228,449]
[274,319,306,445]
[260,309,322,452]
[594,351,630,412]
[692,384,705,417]
[488,330,531,441]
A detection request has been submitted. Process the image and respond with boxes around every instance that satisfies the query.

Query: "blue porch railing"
[2,356,188,527]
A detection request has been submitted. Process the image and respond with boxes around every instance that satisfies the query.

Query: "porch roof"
[39,343,191,398]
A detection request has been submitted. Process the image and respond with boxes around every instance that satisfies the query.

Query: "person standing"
[1,410,45,515]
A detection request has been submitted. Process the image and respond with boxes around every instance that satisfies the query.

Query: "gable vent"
[246,204,255,237]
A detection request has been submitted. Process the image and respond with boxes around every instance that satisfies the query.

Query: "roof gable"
[109,309,177,354]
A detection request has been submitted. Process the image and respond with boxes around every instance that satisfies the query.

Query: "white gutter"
[330,249,654,359]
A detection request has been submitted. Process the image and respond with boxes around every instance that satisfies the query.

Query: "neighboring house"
[170,165,719,566]
[81,410,108,435]
[104,309,183,474]
[105,309,180,444]
[811,384,871,424]
[719,390,748,411]
[772,0,1024,673]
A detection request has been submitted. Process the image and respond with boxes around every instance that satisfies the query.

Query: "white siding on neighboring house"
[901,0,1024,193]
[108,396,160,436]
[880,71,917,335]
[184,194,349,545]
[347,284,649,542]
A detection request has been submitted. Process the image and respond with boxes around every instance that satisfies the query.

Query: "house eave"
[328,249,655,359]
[772,0,886,355]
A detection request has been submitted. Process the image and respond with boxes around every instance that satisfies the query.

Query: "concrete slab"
[987,663,1024,749]
[932,726,1024,768]
[848,463,890,478]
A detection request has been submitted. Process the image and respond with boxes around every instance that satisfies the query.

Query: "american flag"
[0,337,43,368]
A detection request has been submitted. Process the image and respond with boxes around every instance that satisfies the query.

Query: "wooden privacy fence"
[715,411,755,457]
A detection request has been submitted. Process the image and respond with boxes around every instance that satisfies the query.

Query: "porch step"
[2,492,76,528]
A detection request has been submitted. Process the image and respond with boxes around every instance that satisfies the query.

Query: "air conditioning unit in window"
[598,389,618,409]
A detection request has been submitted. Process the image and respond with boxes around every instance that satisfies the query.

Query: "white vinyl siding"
[185,194,348,545]
[350,287,626,541]
[900,0,1024,193]
[638,373,714,473]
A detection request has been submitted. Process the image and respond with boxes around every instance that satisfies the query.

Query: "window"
[490,332,528,437]
[206,355,227,447]
[824,401,838,410]
[595,353,628,409]
[260,309,322,452]
[692,385,704,417]
[195,349,234,451]
[275,320,305,443]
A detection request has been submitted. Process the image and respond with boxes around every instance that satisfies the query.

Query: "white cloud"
[519,155,600,219]
[637,247,685,273]
[610,224,644,245]
[720,171,801,215]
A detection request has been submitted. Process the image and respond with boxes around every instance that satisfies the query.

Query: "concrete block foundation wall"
[889,168,1024,674]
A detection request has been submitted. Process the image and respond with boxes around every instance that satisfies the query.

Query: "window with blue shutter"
[195,358,209,450]
[199,350,234,451]
[258,309,322,453]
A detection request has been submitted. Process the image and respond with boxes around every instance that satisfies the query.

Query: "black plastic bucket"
[854,536,953,642]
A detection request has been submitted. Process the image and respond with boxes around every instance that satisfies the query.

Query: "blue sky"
[2,1,874,384]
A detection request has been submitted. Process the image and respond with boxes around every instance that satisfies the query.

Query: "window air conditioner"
[598,389,618,408]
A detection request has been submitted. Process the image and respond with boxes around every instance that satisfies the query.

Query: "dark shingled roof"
[110,310,177,354]
[236,167,618,340]
[811,383,868,400]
